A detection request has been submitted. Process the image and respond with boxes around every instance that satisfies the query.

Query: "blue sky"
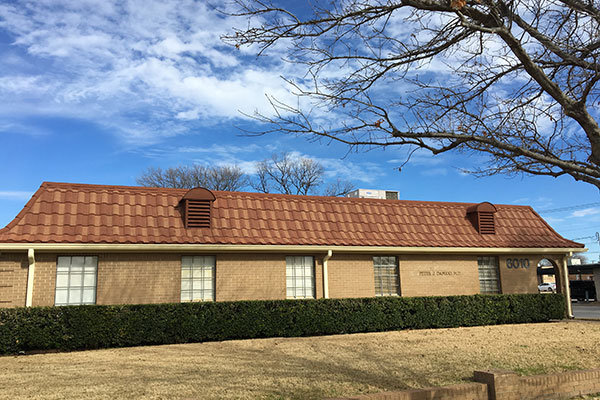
[0,0,599,260]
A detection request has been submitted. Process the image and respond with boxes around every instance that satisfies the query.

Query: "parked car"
[538,282,556,292]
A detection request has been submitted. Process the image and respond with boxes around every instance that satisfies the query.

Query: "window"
[373,256,400,296]
[286,256,315,299]
[181,256,215,302]
[478,256,501,294]
[55,256,97,306]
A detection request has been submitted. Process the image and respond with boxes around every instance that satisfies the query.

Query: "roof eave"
[0,243,587,254]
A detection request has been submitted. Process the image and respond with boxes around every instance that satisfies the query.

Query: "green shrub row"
[0,293,565,355]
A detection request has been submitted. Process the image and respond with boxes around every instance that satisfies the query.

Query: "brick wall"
[97,253,180,305]
[328,254,376,298]
[398,254,480,297]
[474,368,600,400]
[215,253,286,301]
[498,254,560,294]
[32,253,58,306]
[23,252,325,306]
[333,368,600,400]
[0,253,28,307]
[330,383,488,400]
[520,369,600,399]
[0,251,561,308]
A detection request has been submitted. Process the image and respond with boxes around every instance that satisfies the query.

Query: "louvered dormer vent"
[185,200,211,228]
[466,202,497,235]
[181,187,216,229]
[478,211,495,234]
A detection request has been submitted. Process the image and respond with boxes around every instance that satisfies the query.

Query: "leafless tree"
[137,165,248,191]
[252,152,356,195]
[252,152,326,194]
[224,0,600,189]
[323,178,357,196]
[138,158,355,196]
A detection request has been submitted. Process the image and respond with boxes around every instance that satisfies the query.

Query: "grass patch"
[0,321,599,400]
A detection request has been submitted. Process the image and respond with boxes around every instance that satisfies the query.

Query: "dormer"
[181,187,216,228]
[466,202,497,235]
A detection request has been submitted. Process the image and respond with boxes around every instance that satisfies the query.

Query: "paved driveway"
[572,302,600,319]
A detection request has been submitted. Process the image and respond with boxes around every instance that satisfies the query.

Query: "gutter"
[563,252,574,318]
[25,248,35,307]
[0,243,587,254]
[323,250,332,299]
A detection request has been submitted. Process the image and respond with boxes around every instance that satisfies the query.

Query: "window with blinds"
[286,256,315,299]
[478,256,501,294]
[181,256,215,302]
[373,256,400,296]
[55,256,97,306]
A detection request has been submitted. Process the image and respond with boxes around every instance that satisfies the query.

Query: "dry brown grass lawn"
[1,321,600,399]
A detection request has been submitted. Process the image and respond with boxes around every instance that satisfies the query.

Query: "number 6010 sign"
[506,258,530,269]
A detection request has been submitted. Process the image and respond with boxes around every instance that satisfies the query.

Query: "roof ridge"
[40,182,536,208]
[42,181,189,193]
[215,190,533,209]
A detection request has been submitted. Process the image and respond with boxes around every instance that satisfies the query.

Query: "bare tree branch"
[137,165,249,191]
[224,0,600,189]
[252,152,325,195]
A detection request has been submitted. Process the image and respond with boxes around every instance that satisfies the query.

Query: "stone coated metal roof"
[0,182,583,249]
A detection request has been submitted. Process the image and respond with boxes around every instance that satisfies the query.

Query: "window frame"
[285,255,315,299]
[54,255,98,306]
[180,255,216,302]
[373,255,401,296]
[477,256,502,294]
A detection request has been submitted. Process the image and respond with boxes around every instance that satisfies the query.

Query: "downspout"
[323,250,332,299]
[26,248,35,307]
[563,252,573,319]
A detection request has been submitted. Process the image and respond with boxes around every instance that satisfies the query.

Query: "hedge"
[0,293,565,355]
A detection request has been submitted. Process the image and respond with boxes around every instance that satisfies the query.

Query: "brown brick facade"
[32,253,59,306]
[215,253,286,301]
[398,254,480,297]
[0,253,28,307]
[97,253,180,305]
[0,251,564,308]
[328,254,376,298]
[497,254,552,294]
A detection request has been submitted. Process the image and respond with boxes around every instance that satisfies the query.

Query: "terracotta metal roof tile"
[0,182,584,249]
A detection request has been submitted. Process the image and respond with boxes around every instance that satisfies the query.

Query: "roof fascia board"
[0,243,587,254]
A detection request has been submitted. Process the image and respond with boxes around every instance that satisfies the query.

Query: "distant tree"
[252,152,324,195]
[323,178,356,197]
[252,152,355,195]
[225,0,600,189]
[136,165,248,191]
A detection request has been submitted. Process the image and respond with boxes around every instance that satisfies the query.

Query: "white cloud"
[0,0,303,143]
[543,216,565,224]
[0,121,49,136]
[0,0,548,150]
[0,191,33,200]
[572,208,600,218]
[421,167,448,176]
[133,144,386,184]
